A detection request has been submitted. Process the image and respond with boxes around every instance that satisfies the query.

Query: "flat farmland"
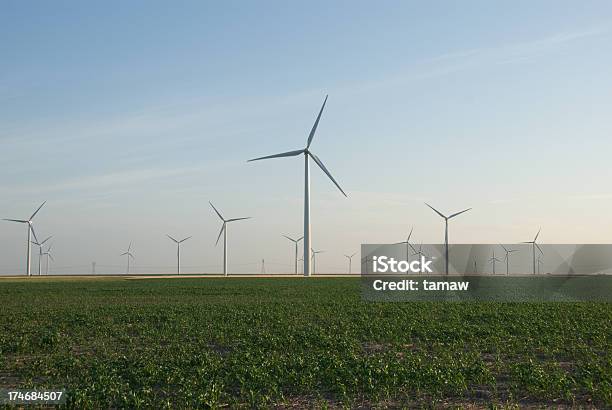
[0,277,609,408]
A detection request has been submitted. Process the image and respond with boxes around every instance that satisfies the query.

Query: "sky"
[1,1,612,274]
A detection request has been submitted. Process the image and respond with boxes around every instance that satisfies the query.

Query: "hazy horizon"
[2,2,612,274]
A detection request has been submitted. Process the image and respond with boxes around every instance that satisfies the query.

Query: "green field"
[0,277,610,408]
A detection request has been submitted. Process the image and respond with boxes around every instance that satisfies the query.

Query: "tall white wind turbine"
[425,203,471,275]
[499,244,518,275]
[3,201,46,276]
[31,235,52,276]
[521,229,543,275]
[283,235,303,274]
[344,252,357,274]
[210,202,250,276]
[488,250,501,275]
[248,95,347,277]
[43,244,54,275]
[394,227,416,262]
[167,235,191,275]
[311,249,324,275]
[120,242,135,274]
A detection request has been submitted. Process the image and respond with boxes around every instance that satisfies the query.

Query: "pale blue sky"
[1,1,612,274]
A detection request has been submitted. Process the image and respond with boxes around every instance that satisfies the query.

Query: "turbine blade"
[48,254,54,261]
[351,252,357,257]
[534,228,541,242]
[3,219,28,223]
[425,203,446,219]
[535,243,544,255]
[215,223,226,246]
[310,153,347,197]
[407,227,413,241]
[29,224,39,243]
[409,243,418,253]
[297,236,304,242]
[209,202,225,221]
[226,217,251,222]
[129,253,135,260]
[283,235,296,243]
[40,236,52,245]
[120,252,128,256]
[128,242,132,252]
[248,149,304,162]
[306,95,328,149]
[500,244,508,252]
[30,201,46,220]
[179,236,192,243]
[167,234,178,243]
[448,208,472,219]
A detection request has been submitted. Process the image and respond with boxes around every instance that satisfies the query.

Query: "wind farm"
[1,2,611,407]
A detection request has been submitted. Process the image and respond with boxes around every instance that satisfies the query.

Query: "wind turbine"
[120,243,135,274]
[499,244,518,275]
[488,250,501,275]
[521,229,543,275]
[3,201,46,276]
[344,252,357,274]
[248,95,347,277]
[412,243,428,259]
[283,235,303,274]
[394,227,416,262]
[425,203,471,275]
[167,235,191,275]
[210,202,250,276]
[31,235,52,276]
[43,245,54,275]
[311,249,324,275]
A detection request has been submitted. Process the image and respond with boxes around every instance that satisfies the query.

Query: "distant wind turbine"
[283,235,303,275]
[521,229,543,275]
[311,249,324,275]
[120,242,135,274]
[488,250,501,275]
[31,235,52,276]
[167,235,191,275]
[394,227,416,262]
[499,244,518,275]
[344,252,357,274]
[248,95,347,277]
[43,245,54,275]
[3,201,46,276]
[412,243,428,260]
[425,203,471,275]
[210,202,250,276]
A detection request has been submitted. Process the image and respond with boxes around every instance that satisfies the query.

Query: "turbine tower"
[210,202,250,276]
[537,255,544,274]
[488,250,501,275]
[394,227,416,262]
[167,235,191,275]
[3,201,46,276]
[311,249,324,275]
[499,244,518,275]
[344,252,357,274]
[43,245,54,275]
[521,229,543,275]
[120,242,134,274]
[248,95,347,277]
[425,203,471,275]
[283,235,303,274]
[31,235,52,276]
